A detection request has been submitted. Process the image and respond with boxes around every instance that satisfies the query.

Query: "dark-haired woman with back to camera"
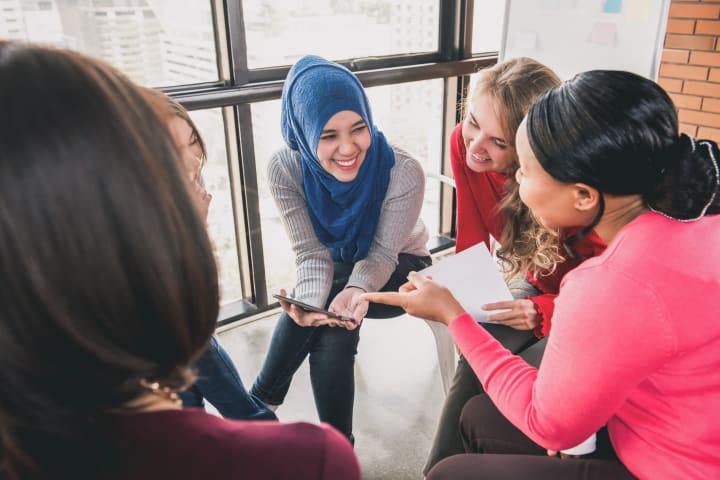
[143,89,277,422]
[0,41,360,480]
[363,70,720,479]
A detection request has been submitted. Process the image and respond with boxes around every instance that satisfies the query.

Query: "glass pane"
[472,0,505,53]
[254,79,444,300]
[2,0,219,87]
[190,108,244,305]
[243,0,440,69]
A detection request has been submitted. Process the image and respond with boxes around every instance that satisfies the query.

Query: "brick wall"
[659,0,720,142]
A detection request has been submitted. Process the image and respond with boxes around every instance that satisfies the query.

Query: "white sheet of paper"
[418,242,513,323]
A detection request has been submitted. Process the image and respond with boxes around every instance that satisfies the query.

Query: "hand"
[193,179,212,222]
[328,287,366,331]
[482,299,540,330]
[360,272,465,325]
[276,289,337,328]
[547,450,581,460]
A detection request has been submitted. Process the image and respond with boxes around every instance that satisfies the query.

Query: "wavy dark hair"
[465,58,563,278]
[0,41,219,479]
[526,69,720,250]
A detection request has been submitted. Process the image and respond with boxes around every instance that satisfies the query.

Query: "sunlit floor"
[216,310,451,480]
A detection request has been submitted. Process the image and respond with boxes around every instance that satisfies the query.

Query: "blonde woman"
[424,58,607,474]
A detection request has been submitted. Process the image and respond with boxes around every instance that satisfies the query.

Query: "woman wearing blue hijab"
[251,55,431,443]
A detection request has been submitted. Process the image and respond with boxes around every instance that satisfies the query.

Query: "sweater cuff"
[528,294,556,339]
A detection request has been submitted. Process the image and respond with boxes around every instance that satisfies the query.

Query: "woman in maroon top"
[0,41,360,480]
[424,58,606,474]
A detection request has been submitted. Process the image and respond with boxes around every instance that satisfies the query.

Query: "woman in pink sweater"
[364,70,720,479]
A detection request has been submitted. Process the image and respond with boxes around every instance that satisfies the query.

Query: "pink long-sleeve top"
[449,212,720,479]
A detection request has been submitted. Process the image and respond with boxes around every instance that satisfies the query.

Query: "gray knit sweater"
[267,145,430,307]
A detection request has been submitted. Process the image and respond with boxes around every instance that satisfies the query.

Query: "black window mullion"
[225,0,249,86]
[460,0,474,59]
[233,103,268,307]
[224,0,269,308]
[439,0,462,62]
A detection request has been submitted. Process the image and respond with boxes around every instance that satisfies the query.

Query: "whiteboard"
[500,0,671,80]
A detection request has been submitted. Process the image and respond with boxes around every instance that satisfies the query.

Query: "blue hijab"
[281,55,395,263]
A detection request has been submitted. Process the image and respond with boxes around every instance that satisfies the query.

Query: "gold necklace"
[138,379,183,409]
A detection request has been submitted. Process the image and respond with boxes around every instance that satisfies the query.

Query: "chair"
[420,313,457,395]
[420,172,458,395]
[365,171,458,396]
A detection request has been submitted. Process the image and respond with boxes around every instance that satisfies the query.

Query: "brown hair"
[142,88,208,167]
[0,41,218,478]
[466,57,563,278]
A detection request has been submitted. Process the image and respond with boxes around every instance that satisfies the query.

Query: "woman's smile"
[333,155,359,170]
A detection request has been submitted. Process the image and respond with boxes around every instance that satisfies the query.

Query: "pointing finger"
[360,291,405,307]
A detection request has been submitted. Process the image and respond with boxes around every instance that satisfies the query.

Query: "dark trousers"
[251,253,431,443]
[426,394,637,480]
[423,329,543,475]
[179,337,277,420]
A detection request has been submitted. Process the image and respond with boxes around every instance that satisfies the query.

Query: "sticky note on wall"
[603,0,622,14]
[628,0,650,20]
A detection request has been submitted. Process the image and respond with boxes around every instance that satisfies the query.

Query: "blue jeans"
[251,253,431,442]
[180,337,277,421]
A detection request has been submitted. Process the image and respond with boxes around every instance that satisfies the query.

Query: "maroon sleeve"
[317,423,362,479]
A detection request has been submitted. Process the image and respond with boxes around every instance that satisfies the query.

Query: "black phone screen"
[272,294,355,323]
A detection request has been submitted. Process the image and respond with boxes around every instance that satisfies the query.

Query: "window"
[242,0,439,69]
[8,0,219,87]
[190,108,244,305]
[16,1,494,323]
[472,0,505,54]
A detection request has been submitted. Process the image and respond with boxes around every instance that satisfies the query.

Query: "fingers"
[276,294,292,312]
[359,291,404,306]
[483,300,515,310]
[406,271,430,289]
[340,317,362,331]
[351,301,368,322]
[487,314,537,330]
[486,311,518,323]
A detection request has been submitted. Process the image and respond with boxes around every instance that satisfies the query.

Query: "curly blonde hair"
[465,58,563,279]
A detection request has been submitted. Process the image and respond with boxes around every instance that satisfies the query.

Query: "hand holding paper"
[361,243,514,325]
[483,299,541,330]
[419,242,514,322]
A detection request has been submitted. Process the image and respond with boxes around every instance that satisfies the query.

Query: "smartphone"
[272,293,356,323]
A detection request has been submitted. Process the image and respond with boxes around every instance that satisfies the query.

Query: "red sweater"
[450,212,720,479]
[449,123,605,336]
[104,409,360,479]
